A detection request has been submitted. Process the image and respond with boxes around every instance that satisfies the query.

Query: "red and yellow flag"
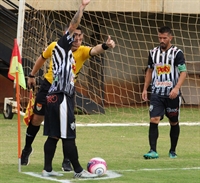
[8,39,26,89]
[23,89,35,126]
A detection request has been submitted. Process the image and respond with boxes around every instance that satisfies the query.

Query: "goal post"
[6,0,199,122]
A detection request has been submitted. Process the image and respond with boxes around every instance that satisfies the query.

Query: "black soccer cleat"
[62,158,73,171]
[21,147,33,165]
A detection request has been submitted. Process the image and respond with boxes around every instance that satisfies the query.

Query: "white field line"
[118,167,200,172]
[21,112,200,127]
[40,122,200,126]
[23,170,121,182]
[76,122,200,127]
[23,167,200,183]
[23,172,70,183]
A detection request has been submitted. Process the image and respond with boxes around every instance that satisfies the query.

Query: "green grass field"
[0,110,199,183]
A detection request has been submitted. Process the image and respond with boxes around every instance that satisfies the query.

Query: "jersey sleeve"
[147,51,154,69]
[82,46,92,61]
[57,30,73,51]
[174,50,185,66]
[42,42,57,59]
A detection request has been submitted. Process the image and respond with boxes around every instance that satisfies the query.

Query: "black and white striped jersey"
[148,45,186,97]
[48,30,76,96]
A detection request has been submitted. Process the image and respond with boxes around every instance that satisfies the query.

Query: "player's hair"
[158,26,172,35]
[64,24,82,33]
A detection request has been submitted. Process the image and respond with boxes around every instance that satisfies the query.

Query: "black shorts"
[149,94,181,122]
[33,79,51,115]
[44,93,76,139]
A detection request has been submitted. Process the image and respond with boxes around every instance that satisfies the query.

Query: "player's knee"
[169,121,179,126]
[150,116,160,124]
[31,114,44,126]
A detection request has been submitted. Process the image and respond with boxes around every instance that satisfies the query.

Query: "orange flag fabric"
[8,39,26,89]
[23,89,35,126]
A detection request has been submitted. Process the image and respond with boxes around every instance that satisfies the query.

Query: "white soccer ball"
[87,157,107,176]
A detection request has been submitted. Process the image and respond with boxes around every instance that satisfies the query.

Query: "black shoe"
[62,159,72,171]
[21,147,33,165]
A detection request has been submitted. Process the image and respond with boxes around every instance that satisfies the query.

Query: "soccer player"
[142,26,187,159]
[21,2,115,173]
[41,0,99,178]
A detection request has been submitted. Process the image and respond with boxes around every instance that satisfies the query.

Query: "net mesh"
[15,0,200,122]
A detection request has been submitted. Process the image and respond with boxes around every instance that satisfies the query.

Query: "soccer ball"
[87,157,107,176]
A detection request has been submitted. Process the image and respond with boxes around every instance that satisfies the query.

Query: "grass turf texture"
[0,110,199,183]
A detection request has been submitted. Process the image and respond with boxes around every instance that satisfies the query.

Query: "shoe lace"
[170,151,177,156]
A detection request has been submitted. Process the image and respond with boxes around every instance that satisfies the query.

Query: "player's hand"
[169,87,179,99]
[106,35,115,49]
[27,77,36,90]
[142,90,148,101]
[82,0,90,6]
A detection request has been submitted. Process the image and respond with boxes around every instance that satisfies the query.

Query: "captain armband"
[178,64,187,72]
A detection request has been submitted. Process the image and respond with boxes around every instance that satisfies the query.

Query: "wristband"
[102,43,109,50]
[28,73,35,78]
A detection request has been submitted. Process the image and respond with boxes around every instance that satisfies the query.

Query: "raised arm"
[90,35,116,56]
[68,0,90,36]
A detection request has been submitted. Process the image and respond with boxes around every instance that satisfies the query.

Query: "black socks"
[149,122,159,152]
[62,139,82,173]
[44,137,59,172]
[148,122,180,153]
[170,123,180,152]
[24,122,40,149]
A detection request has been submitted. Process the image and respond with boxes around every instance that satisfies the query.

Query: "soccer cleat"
[62,159,73,171]
[42,170,63,177]
[143,150,159,159]
[169,151,177,158]
[74,170,98,178]
[21,147,33,165]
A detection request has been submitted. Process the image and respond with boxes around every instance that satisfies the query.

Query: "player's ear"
[169,35,173,42]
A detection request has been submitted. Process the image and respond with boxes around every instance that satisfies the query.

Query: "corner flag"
[8,39,26,89]
[23,89,35,126]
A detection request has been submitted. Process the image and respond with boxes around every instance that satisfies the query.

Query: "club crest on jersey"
[168,54,172,60]
[36,103,42,111]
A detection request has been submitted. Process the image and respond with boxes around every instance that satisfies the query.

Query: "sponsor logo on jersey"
[156,64,171,76]
[155,80,173,88]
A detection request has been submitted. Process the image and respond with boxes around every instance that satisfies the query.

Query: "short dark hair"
[158,26,172,35]
[64,24,82,32]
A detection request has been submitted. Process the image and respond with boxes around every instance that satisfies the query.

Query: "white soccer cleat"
[74,170,98,178]
[42,170,63,177]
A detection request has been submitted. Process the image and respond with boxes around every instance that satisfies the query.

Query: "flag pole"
[17,0,26,172]
[17,0,26,54]
[15,71,21,172]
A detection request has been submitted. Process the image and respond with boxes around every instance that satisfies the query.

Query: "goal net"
[6,0,200,123]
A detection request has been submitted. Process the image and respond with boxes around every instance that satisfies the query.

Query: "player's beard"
[160,42,167,50]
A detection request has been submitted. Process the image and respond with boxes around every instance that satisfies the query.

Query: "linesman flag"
[8,39,26,89]
[23,89,35,126]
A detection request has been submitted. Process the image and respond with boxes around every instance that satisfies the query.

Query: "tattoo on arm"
[71,6,85,25]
